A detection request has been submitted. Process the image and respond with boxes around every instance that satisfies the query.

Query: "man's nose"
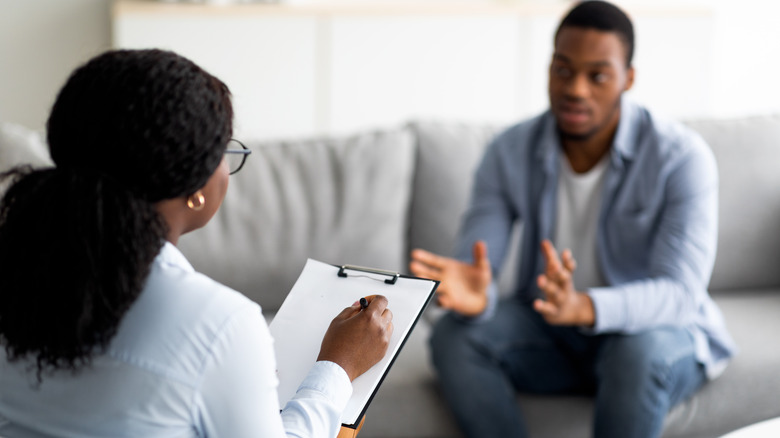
[564,73,590,99]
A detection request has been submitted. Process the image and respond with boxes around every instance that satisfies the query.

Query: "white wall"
[1,0,779,136]
[629,0,780,119]
[707,1,780,117]
[0,0,113,132]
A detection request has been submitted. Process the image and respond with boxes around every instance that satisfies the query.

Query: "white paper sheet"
[269,258,437,426]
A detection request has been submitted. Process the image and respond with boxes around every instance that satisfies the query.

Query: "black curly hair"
[555,1,635,67]
[0,49,233,380]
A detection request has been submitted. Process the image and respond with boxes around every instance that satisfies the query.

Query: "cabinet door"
[114,12,319,141]
[327,15,525,134]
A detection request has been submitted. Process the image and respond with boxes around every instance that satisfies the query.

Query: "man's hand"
[533,239,595,327]
[409,241,492,317]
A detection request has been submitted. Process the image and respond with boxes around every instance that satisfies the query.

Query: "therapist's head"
[0,49,233,379]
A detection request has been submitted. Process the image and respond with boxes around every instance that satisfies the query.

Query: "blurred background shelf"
[112,0,719,141]
[2,1,778,140]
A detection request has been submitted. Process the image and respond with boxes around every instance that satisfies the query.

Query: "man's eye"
[592,72,608,83]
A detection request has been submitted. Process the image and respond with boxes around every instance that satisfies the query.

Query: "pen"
[359,297,369,309]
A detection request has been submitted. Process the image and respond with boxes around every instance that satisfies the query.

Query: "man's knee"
[598,329,699,396]
[429,313,475,370]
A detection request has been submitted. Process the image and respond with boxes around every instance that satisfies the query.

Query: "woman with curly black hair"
[0,49,392,437]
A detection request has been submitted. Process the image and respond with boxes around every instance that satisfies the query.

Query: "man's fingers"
[556,266,572,285]
[409,260,443,281]
[540,239,563,273]
[533,298,557,317]
[538,274,564,304]
[472,240,490,269]
[436,292,454,310]
[410,248,448,270]
[562,249,577,272]
[541,241,575,285]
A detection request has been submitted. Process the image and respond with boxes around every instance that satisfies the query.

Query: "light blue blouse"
[0,242,352,437]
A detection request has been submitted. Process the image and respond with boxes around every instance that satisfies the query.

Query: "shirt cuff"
[586,287,627,333]
[298,361,353,409]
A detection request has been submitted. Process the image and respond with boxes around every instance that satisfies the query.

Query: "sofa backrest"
[683,114,780,291]
[1,113,777,314]
[178,127,416,311]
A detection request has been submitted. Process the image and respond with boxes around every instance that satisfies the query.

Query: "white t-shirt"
[0,242,352,438]
[554,155,609,290]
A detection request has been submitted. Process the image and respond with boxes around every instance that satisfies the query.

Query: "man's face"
[548,27,634,142]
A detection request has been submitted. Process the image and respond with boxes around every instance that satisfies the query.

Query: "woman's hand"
[409,241,492,317]
[317,295,393,381]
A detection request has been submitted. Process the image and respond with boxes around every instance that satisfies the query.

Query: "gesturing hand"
[317,295,393,381]
[409,241,492,317]
[533,239,595,327]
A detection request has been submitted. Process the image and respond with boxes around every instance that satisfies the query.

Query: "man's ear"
[624,66,635,92]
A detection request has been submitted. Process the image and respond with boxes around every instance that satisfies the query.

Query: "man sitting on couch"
[409,2,736,437]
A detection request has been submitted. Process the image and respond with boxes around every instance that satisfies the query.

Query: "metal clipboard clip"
[337,264,400,285]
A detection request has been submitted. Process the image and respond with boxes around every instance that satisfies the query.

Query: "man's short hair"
[554,1,635,67]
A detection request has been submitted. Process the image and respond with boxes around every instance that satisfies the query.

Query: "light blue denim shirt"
[455,98,736,379]
[0,242,352,437]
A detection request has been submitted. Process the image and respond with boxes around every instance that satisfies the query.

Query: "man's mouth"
[557,104,591,126]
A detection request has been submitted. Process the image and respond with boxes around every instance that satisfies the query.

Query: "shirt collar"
[538,96,642,170]
[610,96,642,163]
[155,241,195,273]
[538,114,561,174]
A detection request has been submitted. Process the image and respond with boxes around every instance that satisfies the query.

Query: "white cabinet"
[113,1,714,141]
[326,15,524,133]
[114,7,320,140]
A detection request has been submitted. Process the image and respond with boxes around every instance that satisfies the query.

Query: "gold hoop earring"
[187,191,206,211]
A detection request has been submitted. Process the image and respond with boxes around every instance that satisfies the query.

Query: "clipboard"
[269,258,439,429]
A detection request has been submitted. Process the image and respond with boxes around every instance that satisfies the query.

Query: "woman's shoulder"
[152,243,258,309]
[107,243,265,381]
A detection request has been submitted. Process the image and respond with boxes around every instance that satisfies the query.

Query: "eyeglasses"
[224,139,251,175]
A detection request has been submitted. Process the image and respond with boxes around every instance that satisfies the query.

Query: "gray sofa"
[1,113,779,438]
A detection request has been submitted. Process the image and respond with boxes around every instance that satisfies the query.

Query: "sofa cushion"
[178,126,416,311]
[683,115,780,291]
[407,120,502,260]
[662,289,780,437]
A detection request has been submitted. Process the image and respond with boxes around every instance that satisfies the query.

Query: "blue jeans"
[430,298,707,438]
